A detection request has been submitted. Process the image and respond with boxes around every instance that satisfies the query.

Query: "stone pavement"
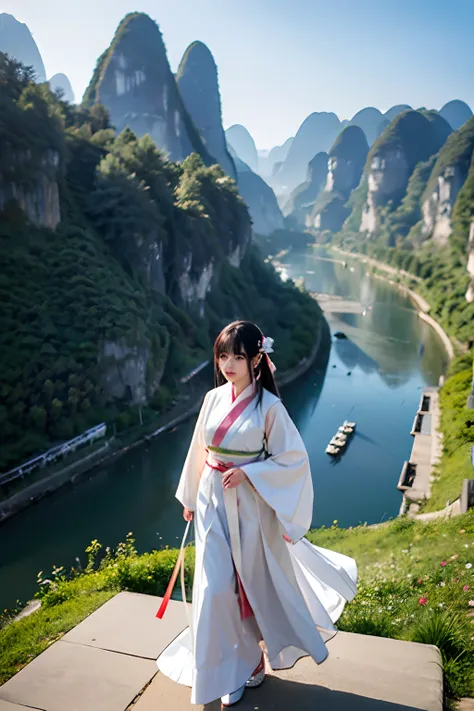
[0,592,443,711]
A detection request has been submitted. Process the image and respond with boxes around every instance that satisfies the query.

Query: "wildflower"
[440,581,446,587]
[438,603,444,608]
[417,578,423,584]
[465,544,469,549]
[418,597,428,606]
[440,561,447,567]
[466,563,473,570]
[407,574,412,578]
[468,601,474,608]
[463,585,470,592]
[387,605,392,611]
[402,549,408,554]
[333,520,338,525]
[460,529,466,534]
[450,554,459,560]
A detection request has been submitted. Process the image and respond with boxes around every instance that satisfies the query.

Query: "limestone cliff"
[421,116,474,245]
[225,124,258,173]
[0,154,61,229]
[49,73,75,103]
[312,126,368,232]
[100,339,165,405]
[231,154,284,235]
[440,100,473,131]
[176,42,236,180]
[0,13,46,82]
[273,112,341,195]
[0,52,62,228]
[360,110,450,234]
[283,152,328,226]
[83,13,211,163]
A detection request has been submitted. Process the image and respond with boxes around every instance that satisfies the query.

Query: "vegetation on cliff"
[338,113,474,344]
[367,110,446,177]
[309,126,368,231]
[0,53,323,472]
[176,41,236,180]
[329,124,369,165]
[422,116,474,206]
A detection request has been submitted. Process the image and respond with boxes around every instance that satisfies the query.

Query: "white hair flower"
[261,336,274,354]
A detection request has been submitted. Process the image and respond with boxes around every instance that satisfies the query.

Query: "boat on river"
[326,421,356,456]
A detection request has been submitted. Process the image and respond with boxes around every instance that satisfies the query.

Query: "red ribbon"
[155,521,190,619]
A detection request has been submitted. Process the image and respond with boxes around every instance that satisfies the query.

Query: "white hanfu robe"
[156,381,357,705]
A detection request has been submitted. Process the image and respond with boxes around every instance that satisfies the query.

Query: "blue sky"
[5,0,474,148]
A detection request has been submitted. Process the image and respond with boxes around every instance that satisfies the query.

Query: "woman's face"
[218,350,259,387]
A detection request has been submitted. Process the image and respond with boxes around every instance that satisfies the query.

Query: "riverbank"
[0,318,329,525]
[331,246,455,361]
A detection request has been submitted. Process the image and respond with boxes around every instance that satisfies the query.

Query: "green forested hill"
[0,53,323,472]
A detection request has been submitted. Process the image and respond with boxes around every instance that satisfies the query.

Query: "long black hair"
[213,320,280,406]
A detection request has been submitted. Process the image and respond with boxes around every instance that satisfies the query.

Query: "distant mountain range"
[1,10,472,251]
[228,101,472,200]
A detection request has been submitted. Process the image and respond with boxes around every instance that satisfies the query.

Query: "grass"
[0,587,115,684]
[308,513,474,698]
[425,444,473,513]
[0,534,195,685]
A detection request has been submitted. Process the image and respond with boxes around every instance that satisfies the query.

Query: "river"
[0,246,448,611]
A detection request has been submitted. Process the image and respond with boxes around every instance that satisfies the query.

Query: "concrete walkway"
[0,592,443,711]
[398,388,444,514]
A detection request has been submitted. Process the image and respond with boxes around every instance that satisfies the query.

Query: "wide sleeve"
[175,390,212,511]
[240,400,314,543]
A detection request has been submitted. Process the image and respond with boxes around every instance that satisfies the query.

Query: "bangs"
[214,329,247,358]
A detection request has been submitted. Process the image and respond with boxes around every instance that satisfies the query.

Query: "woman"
[157,320,357,706]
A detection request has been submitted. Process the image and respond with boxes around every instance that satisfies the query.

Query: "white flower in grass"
[466,563,472,570]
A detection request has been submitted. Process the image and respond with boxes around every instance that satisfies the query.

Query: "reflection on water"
[0,247,448,610]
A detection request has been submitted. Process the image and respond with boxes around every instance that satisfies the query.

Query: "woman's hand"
[222,467,247,490]
[183,507,194,522]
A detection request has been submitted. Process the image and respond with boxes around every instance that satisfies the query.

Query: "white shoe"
[221,684,246,707]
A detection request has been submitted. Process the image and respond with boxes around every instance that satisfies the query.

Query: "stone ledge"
[0,593,443,711]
